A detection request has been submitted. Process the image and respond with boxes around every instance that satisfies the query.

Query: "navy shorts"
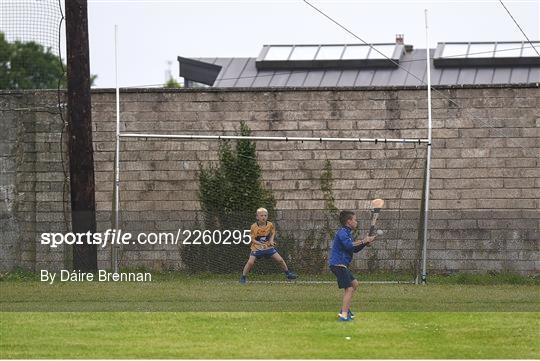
[251,248,278,260]
[330,265,356,289]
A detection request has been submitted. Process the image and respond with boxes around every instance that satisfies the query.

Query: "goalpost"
[111,131,431,282]
[112,132,431,283]
[111,27,434,284]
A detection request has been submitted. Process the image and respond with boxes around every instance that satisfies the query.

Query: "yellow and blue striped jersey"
[250,221,276,252]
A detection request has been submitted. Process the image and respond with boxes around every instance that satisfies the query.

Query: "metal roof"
[191,48,539,88]
[177,56,222,85]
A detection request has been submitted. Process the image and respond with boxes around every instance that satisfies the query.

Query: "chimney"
[395,34,404,44]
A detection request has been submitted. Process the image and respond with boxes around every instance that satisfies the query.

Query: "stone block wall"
[1,92,70,272]
[1,86,538,274]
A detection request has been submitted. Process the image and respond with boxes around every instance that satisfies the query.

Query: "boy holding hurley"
[329,210,377,321]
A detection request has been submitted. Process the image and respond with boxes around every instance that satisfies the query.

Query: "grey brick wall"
[1,86,538,274]
[1,92,70,272]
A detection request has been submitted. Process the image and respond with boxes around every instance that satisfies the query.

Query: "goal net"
[104,125,428,283]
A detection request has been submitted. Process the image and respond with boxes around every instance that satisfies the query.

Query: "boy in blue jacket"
[329,210,376,321]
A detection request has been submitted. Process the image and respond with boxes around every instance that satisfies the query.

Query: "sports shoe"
[338,313,353,322]
[337,310,355,319]
[239,275,247,284]
[286,271,298,280]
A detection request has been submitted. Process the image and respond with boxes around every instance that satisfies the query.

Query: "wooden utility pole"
[65,0,97,272]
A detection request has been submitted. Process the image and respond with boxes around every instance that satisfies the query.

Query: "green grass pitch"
[1,275,539,358]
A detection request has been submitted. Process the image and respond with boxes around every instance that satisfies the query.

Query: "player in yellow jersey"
[239,208,298,284]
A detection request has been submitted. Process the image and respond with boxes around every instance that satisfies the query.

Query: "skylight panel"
[316,46,344,60]
[468,43,495,58]
[434,42,540,67]
[289,46,319,60]
[367,44,396,59]
[521,42,540,57]
[256,44,402,70]
[494,43,523,57]
[341,45,370,60]
[441,43,469,58]
[264,46,293,60]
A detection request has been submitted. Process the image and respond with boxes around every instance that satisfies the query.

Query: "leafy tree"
[0,33,96,89]
[164,77,182,88]
[0,32,65,89]
[182,121,276,273]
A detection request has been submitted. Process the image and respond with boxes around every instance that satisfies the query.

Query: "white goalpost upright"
[111,25,435,280]
[421,9,434,285]
[113,24,121,273]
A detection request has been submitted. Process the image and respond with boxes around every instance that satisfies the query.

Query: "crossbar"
[119,133,430,144]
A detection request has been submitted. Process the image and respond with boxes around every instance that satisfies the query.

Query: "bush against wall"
[286,159,338,275]
[181,121,276,273]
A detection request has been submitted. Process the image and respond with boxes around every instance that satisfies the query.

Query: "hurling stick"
[368,198,385,237]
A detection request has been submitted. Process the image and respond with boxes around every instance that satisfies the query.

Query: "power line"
[499,0,540,56]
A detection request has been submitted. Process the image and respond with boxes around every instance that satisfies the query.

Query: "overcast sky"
[85,0,539,88]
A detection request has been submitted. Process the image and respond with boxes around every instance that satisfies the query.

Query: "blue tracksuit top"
[329,226,355,266]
